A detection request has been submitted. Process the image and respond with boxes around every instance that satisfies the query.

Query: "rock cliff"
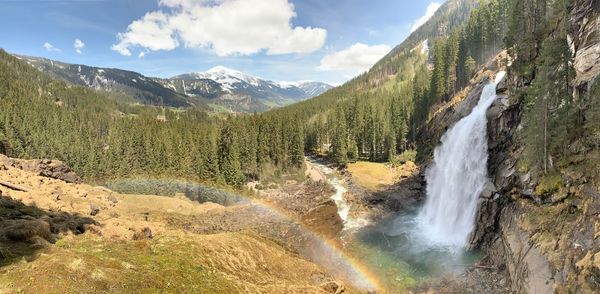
[416,1,600,292]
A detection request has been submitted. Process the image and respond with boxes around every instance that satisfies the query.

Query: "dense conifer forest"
[1,0,597,189]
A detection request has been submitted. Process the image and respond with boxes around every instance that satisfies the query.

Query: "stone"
[89,204,100,216]
[481,182,497,199]
[319,281,345,294]
[38,160,82,184]
[301,199,343,238]
[132,227,153,240]
[496,74,508,94]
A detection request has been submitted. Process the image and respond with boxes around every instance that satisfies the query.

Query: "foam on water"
[418,72,506,248]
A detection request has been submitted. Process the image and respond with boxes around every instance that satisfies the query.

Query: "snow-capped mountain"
[18,57,332,112]
[177,66,265,92]
[279,81,336,98]
[158,66,333,112]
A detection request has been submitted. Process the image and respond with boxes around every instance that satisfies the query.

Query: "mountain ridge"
[17,55,332,112]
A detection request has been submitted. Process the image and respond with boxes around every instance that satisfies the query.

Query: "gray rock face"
[420,71,554,292]
[570,0,600,88]
[485,204,555,294]
[466,74,523,250]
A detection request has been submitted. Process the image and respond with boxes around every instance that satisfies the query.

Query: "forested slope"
[0,0,519,190]
[0,50,305,187]
[1,0,596,198]
[271,0,509,166]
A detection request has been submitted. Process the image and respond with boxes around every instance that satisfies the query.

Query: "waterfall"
[418,72,506,248]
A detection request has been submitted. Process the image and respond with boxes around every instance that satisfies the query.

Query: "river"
[307,158,480,291]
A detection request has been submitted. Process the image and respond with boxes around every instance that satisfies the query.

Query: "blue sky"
[0,0,441,84]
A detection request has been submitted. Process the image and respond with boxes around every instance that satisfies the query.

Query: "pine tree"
[289,119,305,168]
[464,55,476,81]
[331,107,348,166]
[430,39,448,103]
[217,123,244,186]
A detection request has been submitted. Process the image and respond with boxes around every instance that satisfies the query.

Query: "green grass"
[207,103,232,113]
[0,235,235,294]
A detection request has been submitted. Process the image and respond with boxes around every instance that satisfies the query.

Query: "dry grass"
[347,161,419,191]
[0,230,338,293]
[347,162,395,191]
[0,159,342,294]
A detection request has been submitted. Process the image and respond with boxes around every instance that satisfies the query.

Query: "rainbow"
[245,197,383,292]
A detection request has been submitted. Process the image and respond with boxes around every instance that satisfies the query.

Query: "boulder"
[132,227,153,240]
[89,204,100,216]
[301,199,343,238]
[319,281,345,294]
[38,160,82,184]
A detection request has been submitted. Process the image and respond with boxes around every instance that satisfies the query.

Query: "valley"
[1,0,600,293]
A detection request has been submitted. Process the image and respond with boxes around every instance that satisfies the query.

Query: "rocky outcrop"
[570,0,600,89]
[301,199,344,239]
[421,69,557,292]
[0,155,81,184]
[485,203,555,294]
[468,74,559,293]
[468,78,524,250]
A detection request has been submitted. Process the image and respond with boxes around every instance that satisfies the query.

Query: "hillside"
[0,155,357,293]
[1,0,599,292]
[0,49,307,187]
[17,55,196,108]
[271,0,501,166]
[18,56,332,113]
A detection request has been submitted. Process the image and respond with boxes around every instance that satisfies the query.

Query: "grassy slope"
[0,159,345,294]
[346,161,417,192]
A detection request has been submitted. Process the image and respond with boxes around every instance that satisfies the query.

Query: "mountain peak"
[205,65,243,76]
[190,65,260,87]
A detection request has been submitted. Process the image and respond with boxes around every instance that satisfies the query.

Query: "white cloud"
[410,2,442,33]
[112,0,326,57]
[138,51,146,58]
[318,43,391,72]
[74,39,85,54]
[43,42,61,52]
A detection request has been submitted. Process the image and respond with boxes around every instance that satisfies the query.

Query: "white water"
[311,160,369,230]
[418,72,506,248]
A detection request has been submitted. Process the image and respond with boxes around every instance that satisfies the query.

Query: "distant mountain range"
[17,56,332,112]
